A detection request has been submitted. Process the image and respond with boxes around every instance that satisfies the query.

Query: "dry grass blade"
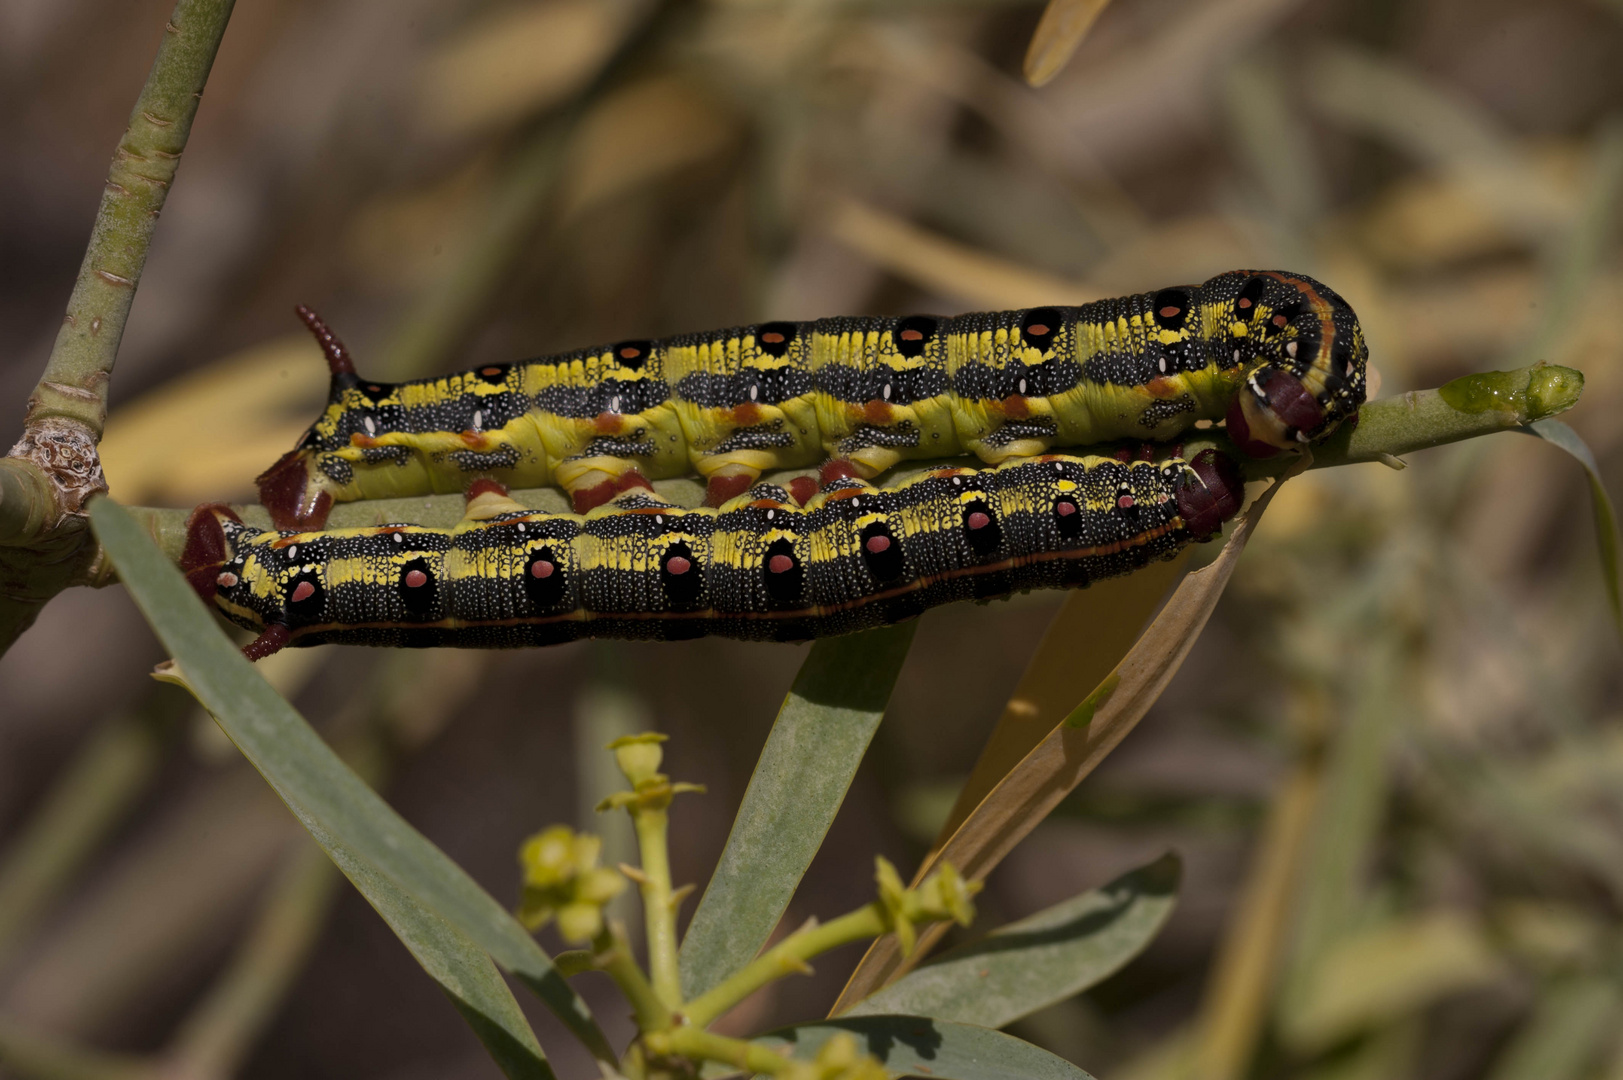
[1024,0,1113,88]
[831,474,1294,1013]
[826,199,1098,309]
[930,556,1189,858]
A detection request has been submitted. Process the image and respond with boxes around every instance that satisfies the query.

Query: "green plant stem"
[28,0,236,437]
[0,0,236,655]
[593,922,672,1032]
[631,807,683,1009]
[684,906,889,1029]
[643,1027,794,1075]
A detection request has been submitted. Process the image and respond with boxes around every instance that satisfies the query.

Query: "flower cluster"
[515,825,625,943]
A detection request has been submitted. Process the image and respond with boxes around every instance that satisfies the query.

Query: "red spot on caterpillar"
[1117,495,1135,509]
[863,399,895,426]
[1146,377,1180,399]
[1056,501,1077,516]
[1238,297,1252,309]
[571,469,654,513]
[594,411,624,434]
[466,478,508,501]
[1000,394,1030,420]
[967,511,991,530]
[820,459,861,484]
[618,346,641,360]
[1273,314,1288,326]
[1025,324,1050,336]
[865,534,891,554]
[242,623,291,662]
[769,554,795,573]
[531,560,554,579]
[404,569,428,588]
[761,331,785,344]
[295,305,357,377]
[1159,306,1181,318]
[899,328,924,341]
[666,556,692,575]
[787,476,820,505]
[291,581,316,604]
[704,472,755,508]
[730,401,762,426]
[216,571,238,588]
[480,366,504,377]
[181,504,239,600]
[459,430,488,447]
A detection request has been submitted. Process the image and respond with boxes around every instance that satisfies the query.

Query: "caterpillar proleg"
[254,270,1364,530]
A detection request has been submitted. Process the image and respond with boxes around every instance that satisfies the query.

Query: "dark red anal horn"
[1175,449,1244,538]
[295,304,357,379]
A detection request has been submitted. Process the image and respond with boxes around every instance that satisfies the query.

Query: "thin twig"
[0,0,237,655]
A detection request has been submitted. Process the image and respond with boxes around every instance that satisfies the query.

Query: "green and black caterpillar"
[255,270,1367,530]
[183,449,1243,658]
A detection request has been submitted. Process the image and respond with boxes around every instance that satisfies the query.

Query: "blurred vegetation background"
[2,0,1622,1077]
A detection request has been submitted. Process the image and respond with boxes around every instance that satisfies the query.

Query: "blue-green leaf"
[680,622,916,1000]
[89,498,613,1073]
[755,1016,1095,1080]
[847,853,1179,1028]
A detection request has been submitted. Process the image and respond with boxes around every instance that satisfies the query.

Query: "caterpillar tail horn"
[255,305,360,530]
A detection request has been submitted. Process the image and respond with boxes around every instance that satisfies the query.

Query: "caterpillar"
[255,270,1365,530]
[182,448,1244,658]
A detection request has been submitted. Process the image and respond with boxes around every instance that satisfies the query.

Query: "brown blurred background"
[3,0,1622,1077]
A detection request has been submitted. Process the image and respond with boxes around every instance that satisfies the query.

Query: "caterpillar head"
[1173,449,1244,539]
[181,505,280,629]
[1220,272,1368,457]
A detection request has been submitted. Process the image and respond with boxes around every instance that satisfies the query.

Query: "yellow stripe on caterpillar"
[255,273,1365,529]
[185,449,1246,659]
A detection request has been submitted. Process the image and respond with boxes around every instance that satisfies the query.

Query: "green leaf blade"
[755,1016,1096,1080]
[679,622,916,1000]
[1526,419,1622,637]
[88,497,613,1070]
[847,853,1180,1028]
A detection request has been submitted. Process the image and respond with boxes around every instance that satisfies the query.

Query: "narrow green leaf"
[679,622,917,1000]
[1526,419,1622,637]
[88,498,615,1070]
[755,1016,1095,1080]
[847,854,1179,1028]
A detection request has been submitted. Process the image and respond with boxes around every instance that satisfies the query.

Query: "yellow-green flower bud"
[515,826,625,942]
[781,1034,889,1080]
[873,856,917,957]
[608,732,667,786]
[914,861,980,927]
